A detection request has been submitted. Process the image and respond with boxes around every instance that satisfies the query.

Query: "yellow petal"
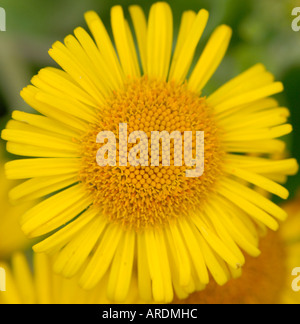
[188,25,232,93]
[84,10,124,84]
[169,9,209,83]
[129,5,148,74]
[111,6,140,77]
[147,2,173,80]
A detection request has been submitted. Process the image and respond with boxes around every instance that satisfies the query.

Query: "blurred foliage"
[0,0,299,195]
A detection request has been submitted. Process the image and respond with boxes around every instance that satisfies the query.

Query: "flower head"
[172,192,300,304]
[1,2,298,303]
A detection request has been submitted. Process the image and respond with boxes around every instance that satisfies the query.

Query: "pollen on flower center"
[79,77,224,230]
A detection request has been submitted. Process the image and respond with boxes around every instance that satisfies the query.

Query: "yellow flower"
[0,2,298,303]
[171,193,300,304]
[0,252,138,304]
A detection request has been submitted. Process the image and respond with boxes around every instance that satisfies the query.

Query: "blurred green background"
[0,0,299,197]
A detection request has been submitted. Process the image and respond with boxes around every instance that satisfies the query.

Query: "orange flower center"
[79,77,224,230]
